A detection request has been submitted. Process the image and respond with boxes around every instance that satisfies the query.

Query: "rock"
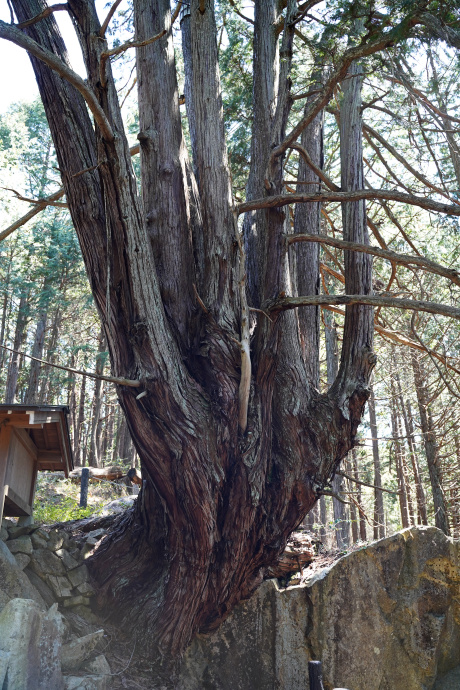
[61,629,105,672]
[68,564,89,588]
[30,548,65,577]
[86,529,105,541]
[81,543,96,559]
[63,595,91,608]
[87,655,111,675]
[23,567,56,608]
[47,529,68,551]
[0,527,8,541]
[80,542,95,559]
[0,650,9,688]
[14,553,31,570]
[435,665,460,689]
[100,496,136,516]
[47,575,73,600]
[63,674,108,689]
[6,535,33,555]
[0,541,46,612]
[7,523,34,540]
[62,611,99,638]
[56,548,80,570]
[1,519,14,530]
[179,527,460,690]
[69,605,100,625]
[31,530,49,550]
[16,515,34,528]
[0,599,63,689]
[76,581,96,597]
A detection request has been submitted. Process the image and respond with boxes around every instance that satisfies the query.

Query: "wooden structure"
[0,405,73,517]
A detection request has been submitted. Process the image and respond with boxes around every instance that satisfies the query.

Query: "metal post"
[79,467,89,508]
[308,661,324,690]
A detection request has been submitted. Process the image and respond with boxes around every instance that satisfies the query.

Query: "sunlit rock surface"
[180,527,460,690]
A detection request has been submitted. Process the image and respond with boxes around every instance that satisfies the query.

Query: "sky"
[0,5,89,114]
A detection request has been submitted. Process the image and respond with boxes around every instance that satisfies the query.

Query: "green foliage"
[33,495,96,525]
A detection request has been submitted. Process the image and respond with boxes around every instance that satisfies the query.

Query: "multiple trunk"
[11,0,377,664]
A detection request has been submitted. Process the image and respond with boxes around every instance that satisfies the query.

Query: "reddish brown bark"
[9,0,377,669]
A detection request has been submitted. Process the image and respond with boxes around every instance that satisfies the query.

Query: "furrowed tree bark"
[10,0,381,669]
[293,70,323,385]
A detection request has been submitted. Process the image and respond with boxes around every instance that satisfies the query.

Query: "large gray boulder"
[0,540,46,612]
[179,527,460,690]
[0,598,64,690]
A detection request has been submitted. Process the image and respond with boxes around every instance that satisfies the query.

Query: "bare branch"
[100,29,167,61]
[227,0,254,24]
[288,233,460,288]
[2,187,67,208]
[271,20,414,161]
[237,189,460,216]
[0,188,66,243]
[98,0,123,38]
[289,143,340,191]
[270,294,460,321]
[336,470,401,495]
[0,20,114,141]
[0,344,140,387]
[16,3,68,29]
[0,144,139,243]
[322,304,460,375]
[363,123,458,203]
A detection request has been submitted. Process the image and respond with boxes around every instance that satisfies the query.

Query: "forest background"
[1,0,459,550]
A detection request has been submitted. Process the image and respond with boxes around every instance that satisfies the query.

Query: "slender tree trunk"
[395,373,428,525]
[24,278,51,404]
[325,311,350,548]
[411,351,450,535]
[88,331,105,468]
[74,374,86,467]
[346,454,359,543]
[368,384,385,539]
[5,290,29,404]
[390,382,410,528]
[352,448,367,541]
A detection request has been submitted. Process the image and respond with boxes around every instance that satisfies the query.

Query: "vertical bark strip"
[134,0,197,345]
[368,384,385,539]
[243,0,279,307]
[293,73,324,385]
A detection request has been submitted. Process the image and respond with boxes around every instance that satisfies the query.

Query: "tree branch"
[289,143,340,191]
[98,0,123,38]
[0,20,114,141]
[2,186,68,208]
[270,294,460,321]
[237,189,460,216]
[0,344,140,388]
[0,189,66,243]
[363,123,458,202]
[288,233,460,288]
[322,304,460,375]
[0,145,139,243]
[336,470,401,495]
[271,18,415,161]
[16,3,68,29]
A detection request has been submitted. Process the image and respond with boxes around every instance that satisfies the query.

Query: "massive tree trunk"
[10,0,376,666]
